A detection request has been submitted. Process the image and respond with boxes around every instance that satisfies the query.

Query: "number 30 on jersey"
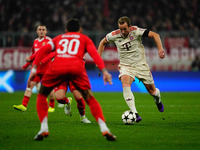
[57,39,80,55]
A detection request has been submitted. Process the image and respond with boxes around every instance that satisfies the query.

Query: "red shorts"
[54,82,76,93]
[42,63,91,90]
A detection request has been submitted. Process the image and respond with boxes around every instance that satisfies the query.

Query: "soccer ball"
[121,110,136,125]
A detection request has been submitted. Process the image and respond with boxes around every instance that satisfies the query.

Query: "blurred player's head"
[118,16,131,37]
[37,25,47,39]
[66,18,81,32]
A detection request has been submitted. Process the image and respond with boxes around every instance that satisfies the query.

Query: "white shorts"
[118,64,154,84]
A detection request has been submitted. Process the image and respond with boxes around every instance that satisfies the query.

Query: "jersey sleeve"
[135,26,146,37]
[85,36,105,70]
[105,32,112,42]
[41,51,56,64]
[29,51,38,60]
[33,43,53,66]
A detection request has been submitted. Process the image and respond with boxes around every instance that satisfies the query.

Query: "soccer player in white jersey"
[98,16,165,122]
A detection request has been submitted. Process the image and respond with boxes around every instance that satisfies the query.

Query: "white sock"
[39,116,48,134]
[98,118,110,133]
[80,115,85,118]
[123,86,137,113]
[152,88,161,104]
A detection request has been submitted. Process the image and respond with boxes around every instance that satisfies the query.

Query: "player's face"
[37,26,47,38]
[118,22,130,37]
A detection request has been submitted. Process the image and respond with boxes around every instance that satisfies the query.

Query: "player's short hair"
[37,25,47,30]
[118,16,131,27]
[66,18,81,32]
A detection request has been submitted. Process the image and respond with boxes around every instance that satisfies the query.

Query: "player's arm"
[29,51,38,61]
[148,31,165,59]
[97,37,109,56]
[23,51,38,69]
[41,51,56,64]
[33,44,52,67]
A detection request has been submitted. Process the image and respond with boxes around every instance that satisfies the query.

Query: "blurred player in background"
[98,16,165,122]
[54,82,91,123]
[40,51,91,123]
[29,18,116,141]
[13,25,55,112]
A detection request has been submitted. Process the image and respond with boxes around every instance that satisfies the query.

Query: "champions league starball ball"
[121,110,136,125]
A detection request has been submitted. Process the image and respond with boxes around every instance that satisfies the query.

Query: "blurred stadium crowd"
[0,0,200,50]
[0,0,200,71]
[0,0,199,32]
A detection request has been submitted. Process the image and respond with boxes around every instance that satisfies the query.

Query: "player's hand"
[26,56,31,62]
[102,69,113,85]
[158,49,165,59]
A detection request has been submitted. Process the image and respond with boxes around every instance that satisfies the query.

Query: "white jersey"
[106,26,147,68]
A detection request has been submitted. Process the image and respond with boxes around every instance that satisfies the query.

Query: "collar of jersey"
[120,32,131,39]
[38,37,45,42]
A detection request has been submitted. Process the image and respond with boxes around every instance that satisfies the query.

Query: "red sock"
[22,96,30,107]
[56,97,69,104]
[86,96,105,122]
[76,97,85,116]
[49,99,55,108]
[37,93,48,123]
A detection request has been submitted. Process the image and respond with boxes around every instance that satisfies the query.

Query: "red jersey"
[32,36,52,54]
[31,36,52,74]
[34,32,105,71]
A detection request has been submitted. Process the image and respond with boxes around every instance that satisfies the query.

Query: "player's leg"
[79,89,116,141]
[48,90,55,113]
[36,82,41,92]
[72,68,116,141]
[13,80,37,112]
[72,89,91,123]
[120,75,142,122]
[121,75,137,112]
[54,88,72,115]
[34,84,53,141]
[144,84,164,112]
[69,81,91,123]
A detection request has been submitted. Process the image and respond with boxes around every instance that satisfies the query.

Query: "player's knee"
[54,91,65,99]
[79,89,93,100]
[148,88,156,95]
[54,89,66,99]
[55,94,65,100]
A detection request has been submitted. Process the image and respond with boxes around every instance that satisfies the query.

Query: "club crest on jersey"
[129,36,134,40]
[42,42,46,46]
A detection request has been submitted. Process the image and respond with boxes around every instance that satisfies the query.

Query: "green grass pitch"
[0,92,200,150]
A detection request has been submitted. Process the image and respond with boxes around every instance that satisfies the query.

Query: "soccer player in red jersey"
[13,25,55,112]
[30,19,116,141]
